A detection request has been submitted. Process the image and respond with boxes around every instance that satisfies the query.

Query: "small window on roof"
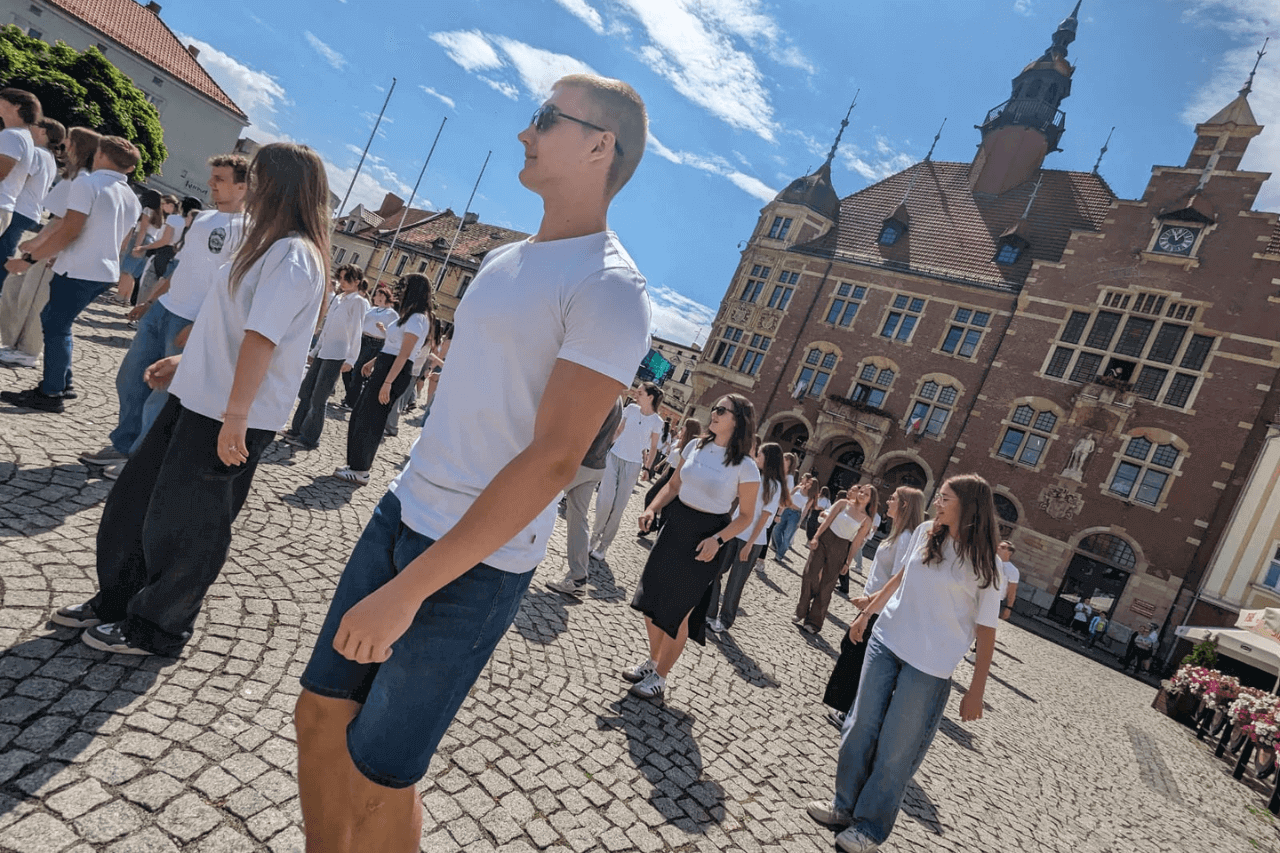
[152,76,164,87]
[878,221,904,246]
[995,243,1022,265]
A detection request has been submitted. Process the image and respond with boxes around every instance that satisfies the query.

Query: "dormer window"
[878,221,904,246]
[995,242,1022,265]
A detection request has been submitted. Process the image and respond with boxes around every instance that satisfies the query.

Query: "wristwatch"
[20,252,34,264]
[714,535,724,545]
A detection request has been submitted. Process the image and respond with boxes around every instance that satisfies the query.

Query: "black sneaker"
[0,387,65,413]
[51,601,101,628]
[81,622,152,656]
[827,708,846,730]
[61,383,78,400]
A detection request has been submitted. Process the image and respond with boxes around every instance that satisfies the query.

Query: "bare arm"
[216,331,277,466]
[26,210,86,259]
[808,499,846,546]
[848,566,905,641]
[19,215,62,254]
[144,223,177,251]
[0,154,15,182]
[1004,581,1019,615]
[959,625,995,722]
[377,332,418,404]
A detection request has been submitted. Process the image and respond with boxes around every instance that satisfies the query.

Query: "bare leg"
[644,616,668,663]
[653,615,690,678]
[118,273,135,302]
[295,689,423,853]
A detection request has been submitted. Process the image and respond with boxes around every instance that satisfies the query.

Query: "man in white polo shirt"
[0,88,40,277]
[0,136,141,413]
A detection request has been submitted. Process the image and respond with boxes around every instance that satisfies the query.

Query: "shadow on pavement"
[795,625,839,661]
[985,671,1038,703]
[0,464,106,537]
[596,699,725,834]
[751,563,786,596]
[937,716,980,752]
[585,559,627,603]
[278,475,361,509]
[512,589,572,645]
[709,631,779,688]
[903,779,943,834]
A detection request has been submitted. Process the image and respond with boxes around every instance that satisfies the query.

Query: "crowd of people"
[0,73,1127,853]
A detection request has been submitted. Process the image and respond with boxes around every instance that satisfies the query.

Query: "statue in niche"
[1061,434,1096,482]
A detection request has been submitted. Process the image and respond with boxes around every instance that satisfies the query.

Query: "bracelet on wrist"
[223,413,248,420]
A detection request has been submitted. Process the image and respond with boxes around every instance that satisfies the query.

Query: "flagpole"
[336,77,396,218]
[434,150,492,291]
[371,116,447,290]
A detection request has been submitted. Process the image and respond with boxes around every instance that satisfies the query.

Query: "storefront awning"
[1176,625,1280,678]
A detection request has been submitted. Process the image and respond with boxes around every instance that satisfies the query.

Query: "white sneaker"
[707,618,725,634]
[835,825,880,853]
[546,577,586,597]
[102,461,126,481]
[0,350,38,368]
[628,671,665,703]
[590,549,606,561]
[620,659,656,684]
[964,652,977,664]
[805,800,852,830]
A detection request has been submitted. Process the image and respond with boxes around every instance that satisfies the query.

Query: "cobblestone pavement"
[0,298,1276,853]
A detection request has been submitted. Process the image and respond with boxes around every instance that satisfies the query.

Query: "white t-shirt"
[52,169,142,283]
[677,441,761,515]
[43,173,80,219]
[873,521,1004,678]
[159,210,246,320]
[169,235,325,431]
[611,403,663,463]
[162,212,186,243]
[1002,560,1021,585]
[0,127,34,211]
[389,230,650,573]
[866,530,913,596]
[14,147,55,221]
[313,290,366,365]
[816,497,832,513]
[361,305,398,339]
[381,311,430,364]
[733,477,782,546]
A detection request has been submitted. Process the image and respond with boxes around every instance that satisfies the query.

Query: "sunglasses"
[530,104,623,157]
[710,405,735,417]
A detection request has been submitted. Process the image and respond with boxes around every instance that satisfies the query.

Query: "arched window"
[1079,533,1137,571]
[1109,437,1179,507]
[993,494,1019,525]
[996,403,1058,467]
[907,378,960,438]
[795,345,840,399]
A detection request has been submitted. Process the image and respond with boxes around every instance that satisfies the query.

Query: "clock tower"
[970,1,1081,195]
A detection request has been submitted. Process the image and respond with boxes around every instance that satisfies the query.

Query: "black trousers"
[346,352,412,471]
[92,398,274,655]
[342,334,384,407]
[823,613,880,713]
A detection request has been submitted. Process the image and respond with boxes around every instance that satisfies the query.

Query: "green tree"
[0,25,165,177]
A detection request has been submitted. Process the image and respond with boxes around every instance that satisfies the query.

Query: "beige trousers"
[0,259,53,355]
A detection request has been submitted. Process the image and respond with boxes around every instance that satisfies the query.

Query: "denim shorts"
[300,491,533,788]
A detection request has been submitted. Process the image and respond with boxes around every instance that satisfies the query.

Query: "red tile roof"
[44,0,247,120]
[797,161,1115,289]
[393,211,529,266]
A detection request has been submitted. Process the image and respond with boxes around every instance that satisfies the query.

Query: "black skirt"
[631,498,730,646]
[823,613,879,712]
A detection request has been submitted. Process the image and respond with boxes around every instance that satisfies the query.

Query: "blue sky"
[161,0,1278,346]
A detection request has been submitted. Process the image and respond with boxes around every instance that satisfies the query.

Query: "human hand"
[341,363,352,373]
[807,539,817,550]
[332,582,419,664]
[694,537,719,562]
[378,383,391,405]
[375,321,386,332]
[4,257,29,275]
[361,360,374,377]
[131,246,144,257]
[959,689,985,722]
[852,595,871,611]
[740,543,752,563]
[638,510,655,532]
[143,355,181,390]
[216,417,249,466]
[126,302,149,322]
[848,614,868,643]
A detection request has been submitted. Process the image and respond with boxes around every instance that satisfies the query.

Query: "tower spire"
[924,117,947,163]
[1241,38,1268,96]
[1092,126,1114,175]
[824,93,857,168]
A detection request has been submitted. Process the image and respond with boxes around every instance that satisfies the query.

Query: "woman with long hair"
[803,483,830,542]
[637,417,702,540]
[0,127,100,367]
[821,486,924,729]
[52,142,331,657]
[131,193,184,306]
[116,189,165,304]
[706,441,786,634]
[341,284,397,410]
[795,483,877,634]
[625,395,759,703]
[764,451,799,560]
[334,272,434,485]
[807,474,1003,852]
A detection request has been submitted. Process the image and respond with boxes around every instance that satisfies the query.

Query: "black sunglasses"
[530,104,623,157]
[710,405,735,417]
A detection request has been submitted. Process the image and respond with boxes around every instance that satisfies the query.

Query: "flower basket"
[1227,689,1280,750]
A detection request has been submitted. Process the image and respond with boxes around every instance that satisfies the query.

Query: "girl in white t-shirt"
[117,190,166,302]
[334,273,434,485]
[807,474,1004,851]
[625,394,760,704]
[795,483,876,633]
[130,194,183,305]
[54,142,331,658]
[821,486,925,729]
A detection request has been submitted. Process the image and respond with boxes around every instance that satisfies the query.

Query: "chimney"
[462,211,478,226]
[185,44,200,60]
[146,2,162,14]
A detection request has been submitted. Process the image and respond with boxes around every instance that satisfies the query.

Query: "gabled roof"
[796,161,1115,289]
[393,212,529,265]
[44,0,247,120]
[370,207,437,235]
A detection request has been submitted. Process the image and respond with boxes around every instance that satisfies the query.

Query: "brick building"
[686,5,1280,647]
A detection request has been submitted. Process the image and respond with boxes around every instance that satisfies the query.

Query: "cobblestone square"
[0,301,1275,852]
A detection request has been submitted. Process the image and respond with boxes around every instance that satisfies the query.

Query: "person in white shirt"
[50,143,329,658]
[626,394,760,703]
[796,483,877,633]
[0,88,40,241]
[116,193,169,304]
[590,382,664,561]
[284,265,366,450]
[998,540,1020,620]
[706,441,786,633]
[0,116,59,291]
[1,136,141,413]
[131,195,187,305]
[808,474,1004,852]
[822,486,925,730]
[78,156,249,470]
[294,74,651,851]
[333,273,434,484]
[340,285,396,409]
[0,127,100,366]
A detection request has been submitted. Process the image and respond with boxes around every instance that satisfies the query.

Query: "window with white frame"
[996,404,1057,467]
[1263,545,1280,591]
[768,216,792,240]
[851,363,895,407]
[880,294,925,342]
[769,270,799,310]
[1108,436,1179,507]
[940,307,991,358]
[907,379,958,437]
[713,326,745,367]
[825,282,867,328]
[350,253,360,266]
[739,264,771,303]
[796,347,838,398]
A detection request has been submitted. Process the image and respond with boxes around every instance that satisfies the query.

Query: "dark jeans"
[342,334,384,407]
[346,352,412,471]
[0,211,36,290]
[91,398,274,655]
[41,273,110,394]
[707,541,763,628]
[290,357,344,448]
[824,613,880,713]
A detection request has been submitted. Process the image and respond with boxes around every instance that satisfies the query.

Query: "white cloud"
[649,284,717,347]
[838,137,917,183]
[491,36,600,99]
[1014,0,1033,16]
[680,0,814,73]
[552,0,605,34]
[429,30,504,72]
[649,133,776,202]
[177,34,290,142]
[304,31,347,71]
[421,86,456,110]
[430,31,597,101]
[1180,1,1280,211]
[480,76,520,100]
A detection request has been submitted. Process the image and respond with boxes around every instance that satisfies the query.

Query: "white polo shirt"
[158,209,246,321]
[0,127,34,212]
[390,230,651,573]
[14,147,55,222]
[169,235,325,431]
[52,170,141,283]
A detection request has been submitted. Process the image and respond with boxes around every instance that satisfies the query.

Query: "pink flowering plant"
[1203,673,1241,709]
[1227,688,1280,749]
[1168,664,1216,697]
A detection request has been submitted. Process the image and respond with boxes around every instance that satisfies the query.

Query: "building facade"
[4,0,248,201]
[634,334,701,420]
[686,6,1280,648]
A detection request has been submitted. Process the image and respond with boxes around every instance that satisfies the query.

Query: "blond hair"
[556,74,647,197]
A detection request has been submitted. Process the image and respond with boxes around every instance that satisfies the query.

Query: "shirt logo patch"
[208,226,226,254]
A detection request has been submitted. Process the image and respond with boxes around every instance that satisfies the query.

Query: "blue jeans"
[40,273,110,394]
[289,357,344,448]
[833,635,951,844]
[110,302,190,455]
[0,211,36,290]
[300,491,533,788]
[772,507,802,556]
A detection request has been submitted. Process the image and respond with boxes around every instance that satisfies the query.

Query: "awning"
[1176,625,1280,679]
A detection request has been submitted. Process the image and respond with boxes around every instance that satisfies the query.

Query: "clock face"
[1155,225,1199,256]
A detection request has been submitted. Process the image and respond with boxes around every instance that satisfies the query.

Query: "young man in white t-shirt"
[591,381,664,561]
[80,155,249,469]
[0,88,40,275]
[295,74,652,851]
[0,116,58,295]
[998,540,1019,619]
[1,137,141,413]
